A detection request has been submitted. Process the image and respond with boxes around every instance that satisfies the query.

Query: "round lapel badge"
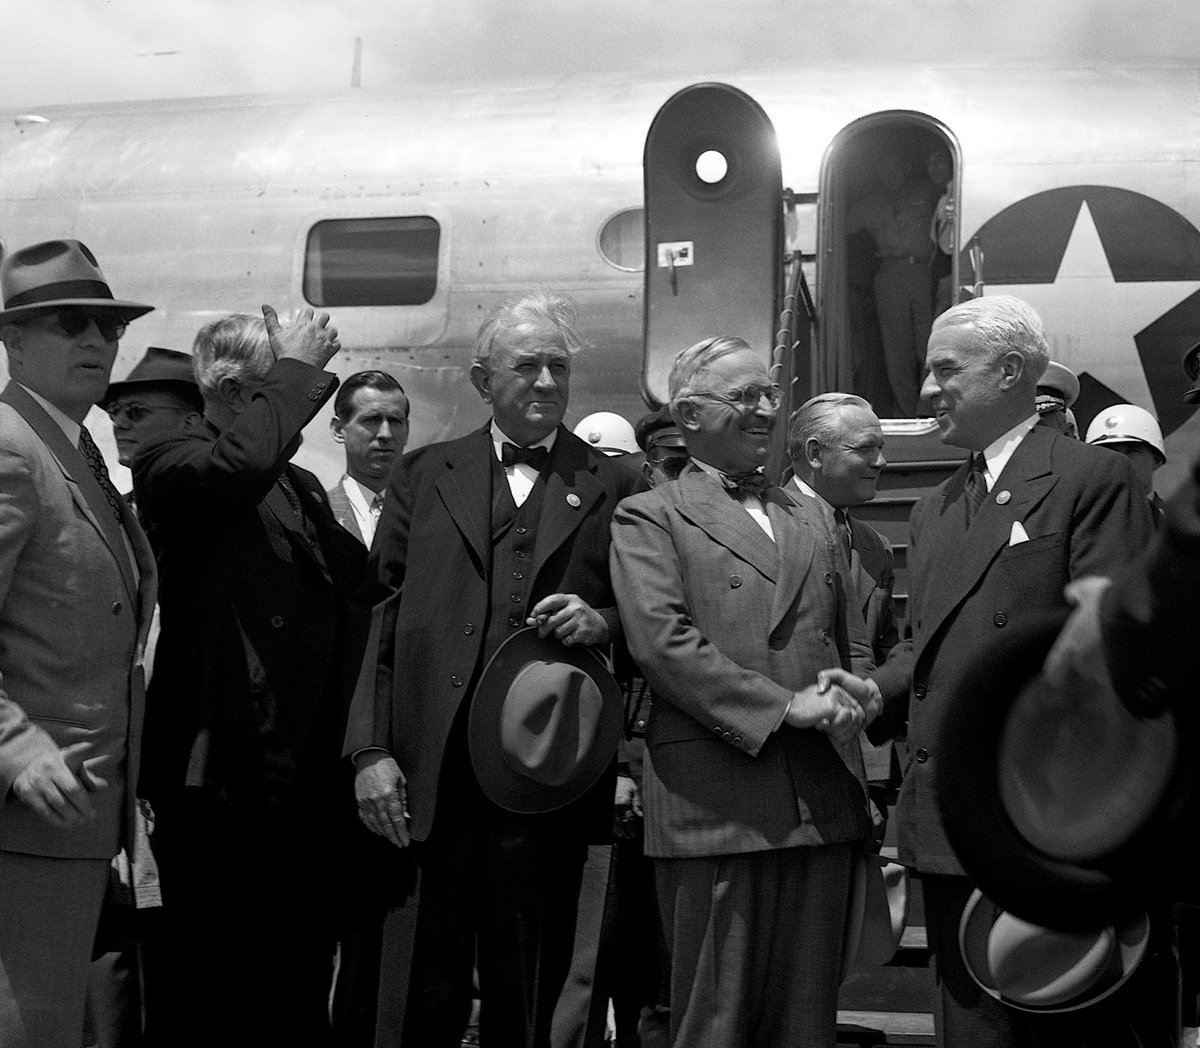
[566,493,581,508]
[996,490,1012,505]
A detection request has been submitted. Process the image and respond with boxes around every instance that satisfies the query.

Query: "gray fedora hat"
[0,239,153,326]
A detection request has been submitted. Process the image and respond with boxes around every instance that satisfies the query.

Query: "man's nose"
[534,365,557,388]
[920,371,939,401]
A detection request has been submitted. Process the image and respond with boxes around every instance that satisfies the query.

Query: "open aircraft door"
[642,83,784,414]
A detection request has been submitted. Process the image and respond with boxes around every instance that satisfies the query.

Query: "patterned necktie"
[501,442,549,471]
[834,508,853,562]
[370,492,384,525]
[723,470,772,502]
[77,426,124,527]
[964,453,988,525]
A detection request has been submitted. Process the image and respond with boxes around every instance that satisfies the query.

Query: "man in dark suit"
[345,290,640,1047]
[134,308,365,1048]
[826,295,1162,1047]
[610,336,876,1048]
[327,369,409,548]
[0,238,157,1048]
[786,393,900,826]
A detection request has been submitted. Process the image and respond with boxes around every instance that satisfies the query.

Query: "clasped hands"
[784,669,881,743]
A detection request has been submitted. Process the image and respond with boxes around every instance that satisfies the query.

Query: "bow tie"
[501,442,549,470]
[723,470,772,502]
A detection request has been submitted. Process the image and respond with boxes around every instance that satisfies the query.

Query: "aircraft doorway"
[815,113,960,419]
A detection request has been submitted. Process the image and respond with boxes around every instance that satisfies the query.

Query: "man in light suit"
[825,296,1165,1047]
[786,393,901,828]
[327,369,409,548]
[346,290,640,1047]
[0,238,157,1048]
[134,309,365,1048]
[609,336,876,1048]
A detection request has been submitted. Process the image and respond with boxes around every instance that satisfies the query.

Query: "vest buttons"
[111,601,122,615]
[510,594,522,604]
[508,614,522,628]
[915,747,929,763]
[515,526,528,535]
[463,623,475,635]
[271,615,284,628]
[729,575,742,588]
[514,549,526,559]
[914,683,927,700]
[820,629,831,645]
[993,612,1008,628]
[512,571,524,581]
[450,675,464,688]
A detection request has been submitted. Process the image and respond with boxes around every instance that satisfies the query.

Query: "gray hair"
[667,336,753,419]
[473,289,587,368]
[787,392,872,463]
[931,295,1050,386]
[191,314,273,399]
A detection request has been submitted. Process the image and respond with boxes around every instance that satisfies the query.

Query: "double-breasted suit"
[133,358,367,1048]
[869,423,1164,1047]
[610,467,872,1046]
[0,382,157,1047]
[343,422,640,1046]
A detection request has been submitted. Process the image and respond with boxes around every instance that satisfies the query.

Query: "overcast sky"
[4,0,1200,108]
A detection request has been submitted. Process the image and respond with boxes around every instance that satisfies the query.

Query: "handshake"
[784,669,882,742]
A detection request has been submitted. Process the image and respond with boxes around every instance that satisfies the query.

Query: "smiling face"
[2,312,121,421]
[921,321,1023,451]
[809,403,887,508]
[471,317,571,445]
[676,347,777,474]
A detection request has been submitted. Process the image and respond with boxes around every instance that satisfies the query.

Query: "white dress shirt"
[490,421,557,507]
[338,474,384,547]
[691,458,774,541]
[979,414,1040,491]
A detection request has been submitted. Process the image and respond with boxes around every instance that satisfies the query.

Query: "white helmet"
[1085,404,1165,465]
[573,411,638,456]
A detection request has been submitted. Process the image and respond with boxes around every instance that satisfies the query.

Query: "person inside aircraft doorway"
[847,153,937,417]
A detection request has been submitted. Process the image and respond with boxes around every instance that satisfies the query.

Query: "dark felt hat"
[100,346,201,409]
[936,609,1192,931]
[0,239,153,326]
[468,627,622,814]
[1183,342,1200,403]
[634,405,686,452]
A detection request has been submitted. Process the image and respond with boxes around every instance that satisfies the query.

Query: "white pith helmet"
[1085,404,1166,466]
[573,411,638,456]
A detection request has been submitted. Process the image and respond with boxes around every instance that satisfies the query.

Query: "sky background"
[4,0,1200,108]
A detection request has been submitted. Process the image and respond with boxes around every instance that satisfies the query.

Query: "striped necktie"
[964,453,988,525]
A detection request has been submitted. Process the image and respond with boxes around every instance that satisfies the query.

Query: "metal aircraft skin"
[2,63,1199,494]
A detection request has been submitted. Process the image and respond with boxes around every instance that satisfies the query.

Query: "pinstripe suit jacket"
[610,467,873,859]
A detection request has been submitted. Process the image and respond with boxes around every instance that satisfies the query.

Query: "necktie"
[964,453,988,525]
[501,442,549,470]
[77,426,124,527]
[370,492,384,525]
[834,508,853,562]
[723,470,772,502]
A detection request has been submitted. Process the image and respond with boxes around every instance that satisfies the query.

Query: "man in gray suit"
[787,393,901,826]
[0,239,157,1048]
[610,335,878,1048]
[327,370,408,547]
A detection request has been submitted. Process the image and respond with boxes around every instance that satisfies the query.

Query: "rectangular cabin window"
[303,217,440,307]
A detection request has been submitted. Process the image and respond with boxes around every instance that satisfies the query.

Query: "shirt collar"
[18,383,81,446]
[490,420,557,461]
[979,414,1039,489]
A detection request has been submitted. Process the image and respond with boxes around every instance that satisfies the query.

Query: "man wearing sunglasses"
[0,238,158,1048]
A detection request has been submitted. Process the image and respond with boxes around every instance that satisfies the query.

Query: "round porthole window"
[597,207,645,272]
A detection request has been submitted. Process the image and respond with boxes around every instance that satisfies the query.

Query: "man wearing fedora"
[610,335,876,1048]
[345,289,639,1047]
[132,310,366,1048]
[0,238,158,1048]
[828,296,1169,1047]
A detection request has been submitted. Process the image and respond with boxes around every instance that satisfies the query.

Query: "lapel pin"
[996,490,1011,505]
[566,493,581,508]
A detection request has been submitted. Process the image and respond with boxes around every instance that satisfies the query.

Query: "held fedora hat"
[468,627,622,815]
[100,347,201,410]
[936,608,1191,932]
[0,239,153,326]
[959,889,1148,1014]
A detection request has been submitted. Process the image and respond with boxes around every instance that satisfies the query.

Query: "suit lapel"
[328,482,365,545]
[532,428,604,580]
[676,468,779,583]
[434,427,493,569]
[917,427,1058,652]
[766,486,816,632]
[0,382,138,603]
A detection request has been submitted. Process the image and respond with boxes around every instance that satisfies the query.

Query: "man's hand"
[11,741,107,829]
[613,773,642,840]
[1043,576,1113,690]
[819,668,883,726]
[261,304,341,369]
[353,752,410,849]
[528,593,610,647]
[784,682,864,742]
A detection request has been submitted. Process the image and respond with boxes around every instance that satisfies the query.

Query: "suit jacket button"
[914,683,927,700]
[993,612,1008,628]
[820,629,831,645]
[271,614,284,628]
[824,572,833,586]
[451,675,464,688]
[915,747,929,763]
[713,724,722,734]
[729,575,742,588]
[516,526,528,536]
[635,718,647,730]
[463,623,475,635]
[732,735,743,746]
[111,601,122,615]
[722,731,731,740]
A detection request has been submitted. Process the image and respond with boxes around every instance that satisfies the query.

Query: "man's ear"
[804,436,824,472]
[330,415,346,444]
[215,375,243,410]
[181,411,205,435]
[469,363,492,404]
[1,324,25,372]
[674,399,702,433]
[998,351,1025,391]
